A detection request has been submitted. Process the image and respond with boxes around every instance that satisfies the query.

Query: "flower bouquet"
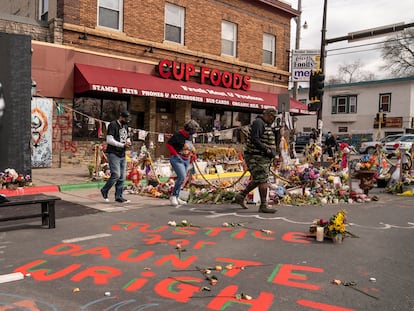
[309,210,357,243]
[355,154,377,171]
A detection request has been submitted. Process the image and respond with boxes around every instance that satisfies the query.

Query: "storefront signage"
[291,50,320,82]
[157,59,251,91]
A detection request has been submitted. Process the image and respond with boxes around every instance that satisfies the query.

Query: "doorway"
[156,113,174,158]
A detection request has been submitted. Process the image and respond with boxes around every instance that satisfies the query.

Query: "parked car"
[382,134,414,158]
[294,135,327,155]
[294,135,311,155]
[359,134,403,154]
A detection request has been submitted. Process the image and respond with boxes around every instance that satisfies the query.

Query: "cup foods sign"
[157,59,251,91]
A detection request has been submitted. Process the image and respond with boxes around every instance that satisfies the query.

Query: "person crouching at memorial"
[234,108,278,213]
[166,119,200,206]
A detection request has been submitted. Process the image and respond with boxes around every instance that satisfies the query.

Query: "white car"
[382,134,414,158]
[359,134,403,154]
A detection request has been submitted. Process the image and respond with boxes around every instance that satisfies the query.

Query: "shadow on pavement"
[0,200,102,231]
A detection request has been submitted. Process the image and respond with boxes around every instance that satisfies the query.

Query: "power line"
[328,46,384,57]
[327,35,414,52]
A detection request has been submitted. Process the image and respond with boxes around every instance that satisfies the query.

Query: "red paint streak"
[192,240,216,249]
[252,231,275,240]
[271,264,323,290]
[297,299,355,311]
[15,260,81,281]
[173,227,199,235]
[282,232,312,244]
[0,299,41,311]
[168,239,190,247]
[216,258,263,277]
[43,243,82,255]
[71,266,122,285]
[123,278,149,292]
[154,276,202,303]
[207,285,274,310]
[72,246,111,258]
[117,249,154,262]
[233,229,248,239]
[143,234,168,245]
[203,227,233,236]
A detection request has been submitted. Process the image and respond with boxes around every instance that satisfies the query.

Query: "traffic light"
[375,112,380,122]
[308,71,325,102]
[382,113,387,127]
[308,102,321,111]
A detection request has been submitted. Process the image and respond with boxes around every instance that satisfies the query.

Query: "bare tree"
[337,60,364,83]
[329,60,376,83]
[381,28,414,77]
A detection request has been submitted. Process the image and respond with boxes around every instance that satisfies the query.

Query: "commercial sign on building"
[157,59,251,91]
[291,50,320,82]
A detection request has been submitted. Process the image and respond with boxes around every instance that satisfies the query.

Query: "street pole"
[292,0,302,100]
[317,0,327,145]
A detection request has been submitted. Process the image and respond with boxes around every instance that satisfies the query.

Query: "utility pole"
[317,0,327,145]
[292,0,302,100]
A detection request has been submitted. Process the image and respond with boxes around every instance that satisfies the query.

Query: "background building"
[293,76,414,147]
[0,0,311,168]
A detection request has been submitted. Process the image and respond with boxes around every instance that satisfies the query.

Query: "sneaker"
[258,205,277,213]
[170,196,179,206]
[177,197,187,205]
[100,189,109,202]
[234,193,248,209]
[115,197,130,203]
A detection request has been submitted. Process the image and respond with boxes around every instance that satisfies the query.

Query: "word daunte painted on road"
[13,222,356,311]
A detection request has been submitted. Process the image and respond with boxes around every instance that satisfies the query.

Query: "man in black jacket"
[100,110,131,203]
[234,108,277,213]
[325,131,337,158]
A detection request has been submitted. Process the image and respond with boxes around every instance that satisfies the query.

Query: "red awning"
[74,63,313,114]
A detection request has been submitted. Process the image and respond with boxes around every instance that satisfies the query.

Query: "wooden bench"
[0,194,61,228]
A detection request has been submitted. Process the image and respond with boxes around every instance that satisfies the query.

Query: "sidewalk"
[0,167,167,209]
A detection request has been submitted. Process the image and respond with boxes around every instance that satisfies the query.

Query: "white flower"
[168,221,177,226]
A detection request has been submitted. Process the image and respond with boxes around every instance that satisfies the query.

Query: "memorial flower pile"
[0,168,31,189]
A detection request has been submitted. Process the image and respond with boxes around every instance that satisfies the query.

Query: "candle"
[316,226,324,242]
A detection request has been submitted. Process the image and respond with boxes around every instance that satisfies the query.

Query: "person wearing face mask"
[100,110,132,203]
[166,119,200,206]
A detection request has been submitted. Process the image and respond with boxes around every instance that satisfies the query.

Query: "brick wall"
[65,0,292,75]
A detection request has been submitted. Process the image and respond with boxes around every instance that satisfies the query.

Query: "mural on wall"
[31,97,53,167]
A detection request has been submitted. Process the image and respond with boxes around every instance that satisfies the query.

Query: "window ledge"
[331,114,357,122]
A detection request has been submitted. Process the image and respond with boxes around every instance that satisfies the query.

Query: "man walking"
[325,131,337,158]
[100,110,131,203]
[234,108,278,213]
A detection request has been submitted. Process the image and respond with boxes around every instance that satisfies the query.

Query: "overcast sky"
[288,0,414,80]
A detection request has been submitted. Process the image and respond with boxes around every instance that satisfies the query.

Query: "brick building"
[0,0,308,168]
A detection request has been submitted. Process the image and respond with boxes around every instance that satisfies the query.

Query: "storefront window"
[73,97,127,141]
[192,105,256,143]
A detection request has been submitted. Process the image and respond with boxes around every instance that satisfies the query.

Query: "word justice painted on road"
[13,222,356,311]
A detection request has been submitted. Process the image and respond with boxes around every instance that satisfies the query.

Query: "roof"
[256,0,299,17]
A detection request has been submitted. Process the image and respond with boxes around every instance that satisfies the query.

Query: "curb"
[0,185,60,197]
[0,181,134,197]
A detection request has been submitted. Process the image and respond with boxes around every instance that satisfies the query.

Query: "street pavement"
[0,168,413,310]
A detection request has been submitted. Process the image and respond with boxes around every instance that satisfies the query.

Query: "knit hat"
[263,107,277,117]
